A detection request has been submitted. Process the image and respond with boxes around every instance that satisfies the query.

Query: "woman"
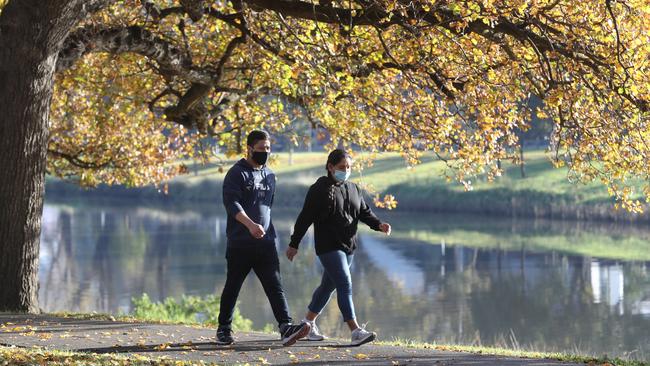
[285,149,391,346]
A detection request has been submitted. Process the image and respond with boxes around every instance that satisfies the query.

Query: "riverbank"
[45,150,650,223]
[1,313,644,366]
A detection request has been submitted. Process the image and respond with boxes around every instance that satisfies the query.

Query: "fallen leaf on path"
[37,333,52,340]
[154,343,170,351]
[354,353,369,360]
[8,326,30,333]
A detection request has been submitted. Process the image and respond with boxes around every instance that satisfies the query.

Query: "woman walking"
[285,149,391,346]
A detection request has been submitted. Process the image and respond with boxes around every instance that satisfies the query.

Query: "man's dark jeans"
[218,242,292,328]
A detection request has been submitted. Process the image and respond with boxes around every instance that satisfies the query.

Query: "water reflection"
[39,202,650,360]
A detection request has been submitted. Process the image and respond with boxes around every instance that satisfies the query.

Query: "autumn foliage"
[19,0,649,210]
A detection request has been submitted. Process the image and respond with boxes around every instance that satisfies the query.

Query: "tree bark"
[0,0,93,312]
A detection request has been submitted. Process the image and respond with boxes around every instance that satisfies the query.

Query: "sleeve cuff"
[226,202,245,216]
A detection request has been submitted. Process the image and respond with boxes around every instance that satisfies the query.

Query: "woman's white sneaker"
[302,319,326,341]
[351,324,376,346]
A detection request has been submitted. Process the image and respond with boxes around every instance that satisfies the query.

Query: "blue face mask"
[334,169,350,182]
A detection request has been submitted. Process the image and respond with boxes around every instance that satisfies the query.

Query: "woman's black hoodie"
[289,176,383,255]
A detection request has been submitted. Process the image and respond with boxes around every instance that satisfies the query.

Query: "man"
[216,130,310,346]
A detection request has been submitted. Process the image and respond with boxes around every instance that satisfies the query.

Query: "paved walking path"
[0,314,585,365]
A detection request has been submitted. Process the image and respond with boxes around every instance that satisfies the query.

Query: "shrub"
[131,293,253,331]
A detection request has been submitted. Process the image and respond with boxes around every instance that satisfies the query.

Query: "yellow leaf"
[154,343,170,351]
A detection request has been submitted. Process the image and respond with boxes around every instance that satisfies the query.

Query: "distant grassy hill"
[46,150,649,222]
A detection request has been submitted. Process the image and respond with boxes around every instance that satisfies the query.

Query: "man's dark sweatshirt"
[223,158,276,246]
[289,176,383,255]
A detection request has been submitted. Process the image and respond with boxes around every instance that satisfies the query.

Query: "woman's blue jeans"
[308,250,356,322]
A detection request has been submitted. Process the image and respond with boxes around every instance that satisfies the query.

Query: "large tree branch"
[76,0,114,17]
[162,35,246,131]
[243,0,375,24]
[244,0,648,112]
[56,24,249,132]
[56,25,192,74]
[179,0,205,21]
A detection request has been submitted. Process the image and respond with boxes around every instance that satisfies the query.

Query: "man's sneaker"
[302,319,326,341]
[280,323,311,346]
[216,327,234,345]
[351,324,376,346]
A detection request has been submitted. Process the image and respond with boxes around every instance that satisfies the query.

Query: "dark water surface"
[39,200,650,360]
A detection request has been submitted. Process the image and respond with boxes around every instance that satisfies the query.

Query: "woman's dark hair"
[246,130,270,147]
[325,149,351,174]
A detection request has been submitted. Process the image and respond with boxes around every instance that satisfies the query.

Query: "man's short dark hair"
[246,130,270,147]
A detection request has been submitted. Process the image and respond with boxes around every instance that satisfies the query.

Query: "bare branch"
[47,149,112,169]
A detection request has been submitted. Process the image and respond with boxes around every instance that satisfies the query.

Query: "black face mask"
[251,151,269,166]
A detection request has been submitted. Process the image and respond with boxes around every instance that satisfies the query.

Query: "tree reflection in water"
[39,203,650,361]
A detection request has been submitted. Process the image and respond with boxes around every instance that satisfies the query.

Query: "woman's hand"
[379,223,392,235]
[286,246,299,261]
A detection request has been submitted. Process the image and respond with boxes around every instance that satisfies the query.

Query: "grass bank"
[45,150,649,222]
[380,339,647,366]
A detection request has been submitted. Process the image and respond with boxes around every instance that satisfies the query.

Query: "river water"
[38,200,650,360]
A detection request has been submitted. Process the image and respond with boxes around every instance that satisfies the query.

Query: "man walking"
[216,130,310,346]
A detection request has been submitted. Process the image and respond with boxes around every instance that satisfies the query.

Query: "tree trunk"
[0,0,88,312]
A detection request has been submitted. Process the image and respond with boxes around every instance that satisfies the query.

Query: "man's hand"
[247,223,266,239]
[379,223,392,235]
[286,247,298,261]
